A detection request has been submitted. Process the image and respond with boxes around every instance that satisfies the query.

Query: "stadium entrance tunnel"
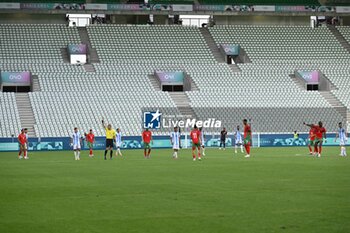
[153,70,193,92]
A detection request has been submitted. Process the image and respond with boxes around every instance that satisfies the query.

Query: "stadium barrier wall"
[0,3,346,14]
[0,133,347,152]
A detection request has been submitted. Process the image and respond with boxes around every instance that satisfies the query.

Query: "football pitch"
[0,147,349,233]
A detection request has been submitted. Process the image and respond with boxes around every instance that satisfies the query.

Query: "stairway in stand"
[15,93,36,137]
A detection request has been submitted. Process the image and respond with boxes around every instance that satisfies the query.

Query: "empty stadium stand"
[1,23,350,137]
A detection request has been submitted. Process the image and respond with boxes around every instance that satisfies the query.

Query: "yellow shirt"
[105,128,116,139]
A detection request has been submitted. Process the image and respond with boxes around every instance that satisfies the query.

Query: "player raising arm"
[190,125,202,161]
[142,128,152,159]
[335,122,347,157]
[102,118,116,160]
[85,129,95,157]
[18,129,27,160]
[304,122,326,158]
[243,119,252,158]
[170,127,181,159]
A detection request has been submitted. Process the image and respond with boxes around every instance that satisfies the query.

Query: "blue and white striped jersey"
[339,128,346,141]
[171,132,180,146]
[235,130,242,141]
[116,132,122,143]
[72,132,81,145]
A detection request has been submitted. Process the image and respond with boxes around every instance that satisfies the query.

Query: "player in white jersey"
[335,122,347,157]
[115,128,123,157]
[234,126,244,154]
[24,128,29,159]
[70,127,82,160]
[170,127,181,159]
[199,127,206,156]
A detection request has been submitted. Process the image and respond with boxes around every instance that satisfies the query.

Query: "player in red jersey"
[142,128,152,158]
[304,122,327,157]
[18,129,28,160]
[307,128,317,155]
[85,129,95,157]
[243,119,252,158]
[190,125,201,161]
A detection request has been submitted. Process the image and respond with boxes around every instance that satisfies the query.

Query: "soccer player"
[115,128,123,157]
[102,118,116,160]
[170,127,181,159]
[307,127,316,155]
[234,125,244,154]
[23,128,29,159]
[18,129,27,160]
[335,122,347,157]
[243,119,252,158]
[85,129,95,157]
[199,127,206,156]
[190,125,201,161]
[304,121,327,157]
[219,127,227,150]
[142,128,152,158]
[71,127,82,160]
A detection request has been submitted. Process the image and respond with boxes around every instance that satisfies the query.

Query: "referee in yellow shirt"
[102,118,116,160]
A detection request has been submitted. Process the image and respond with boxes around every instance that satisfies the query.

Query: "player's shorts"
[314,138,323,144]
[308,138,315,146]
[340,139,346,146]
[115,142,121,148]
[172,144,180,150]
[106,139,114,148]
[87,141,93,149]
[144,142,151,149]
[19,143,26,150]
[192,142,200,148]
[73,143,81,150]
[235,139,243,145]
[244,138,251,145]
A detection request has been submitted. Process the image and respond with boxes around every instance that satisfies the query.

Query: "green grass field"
[0,147,349,233]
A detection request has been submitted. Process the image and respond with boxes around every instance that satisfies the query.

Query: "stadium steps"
[148,75,161,91]
[168,92,198,119]
[15,93,36,137]
[228,64,241,72]
[83,64,96,72]
[327,25,350,53]
[77,27,100,63]
[32,75,41,92]
[199,27,225,63]
[289,74,305,89]
[60,48,70,63]
[319,91,348,120]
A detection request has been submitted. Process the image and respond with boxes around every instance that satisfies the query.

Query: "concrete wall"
[214,15,310,26]
[0,13,66,24]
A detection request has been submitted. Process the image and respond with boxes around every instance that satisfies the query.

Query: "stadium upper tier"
[0,24,349,137]
[209,25,350,65]
[87,25,216,64]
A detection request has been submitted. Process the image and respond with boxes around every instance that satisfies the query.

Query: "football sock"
[241,145,244,152]
[308,145,312,153]
[90,149,92,155]
[147,149,151,156]
[314,145,318,153]
[110,150,113,158]
[318,146,322,154]
[78,151,80,159]
[202,148,205,155]
[74,151,77,160]
[104,150,107,159]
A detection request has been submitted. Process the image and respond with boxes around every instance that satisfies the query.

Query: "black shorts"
[106,139,114,148]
